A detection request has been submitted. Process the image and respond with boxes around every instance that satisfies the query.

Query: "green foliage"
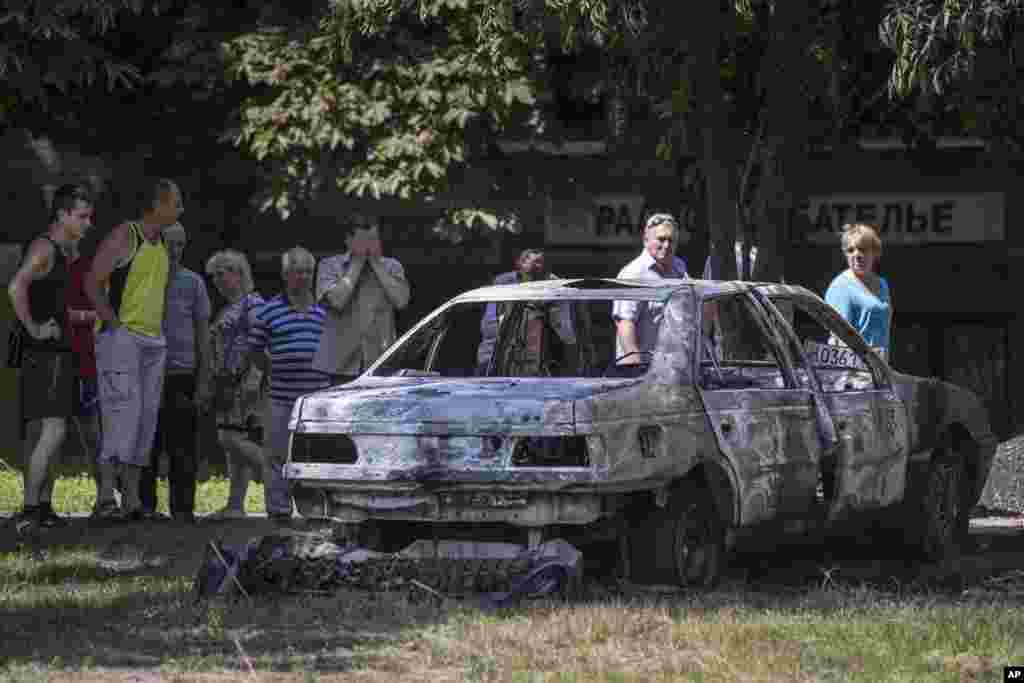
[226,1,540,227]
[0,469,266,515]
[881,0,1024,96]
[0,0,167,120]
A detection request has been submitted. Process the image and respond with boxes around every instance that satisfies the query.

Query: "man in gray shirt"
[139,222,211,522]
[313,214,409,383]
[612,213,689,374]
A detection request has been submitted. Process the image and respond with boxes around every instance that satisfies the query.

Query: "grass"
[1,463,1023,681]
[0,543,1021,682]
[0,465,266,515]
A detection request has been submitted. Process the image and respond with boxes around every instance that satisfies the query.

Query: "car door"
[759,287,910,520]
[695,292,824,525]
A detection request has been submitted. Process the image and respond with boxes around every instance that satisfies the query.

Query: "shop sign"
[797,193,1004,244]
[544,194,649,246]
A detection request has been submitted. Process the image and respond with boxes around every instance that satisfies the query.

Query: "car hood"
[293,376,641,435]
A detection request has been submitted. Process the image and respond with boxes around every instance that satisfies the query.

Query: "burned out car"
[284,279,997,587]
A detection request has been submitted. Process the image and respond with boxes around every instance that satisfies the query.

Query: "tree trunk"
[749,2,813,284]
[694,0,737,281]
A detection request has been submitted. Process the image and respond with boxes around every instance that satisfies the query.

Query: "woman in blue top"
[825,223,892,360]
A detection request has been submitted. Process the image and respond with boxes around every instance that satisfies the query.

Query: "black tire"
[916,443,970,562]
[667,484,725,588]
[619,483,725,588]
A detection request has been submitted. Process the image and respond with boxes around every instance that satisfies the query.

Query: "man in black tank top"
[6,184,94,534]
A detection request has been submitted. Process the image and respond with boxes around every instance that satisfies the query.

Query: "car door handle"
[720,421,733,434]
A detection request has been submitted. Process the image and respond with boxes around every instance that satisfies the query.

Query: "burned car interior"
[372,299,624,379]
[698,294,786,391]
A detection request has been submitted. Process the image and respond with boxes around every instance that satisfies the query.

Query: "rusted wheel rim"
[675,499,719,586]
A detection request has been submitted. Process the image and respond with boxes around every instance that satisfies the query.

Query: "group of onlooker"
[7,186,888,534]
[605,212,891,362]
[8,180,410,531]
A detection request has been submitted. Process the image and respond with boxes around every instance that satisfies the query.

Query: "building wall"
[787,150,1020,438]
[531,147,1021,438]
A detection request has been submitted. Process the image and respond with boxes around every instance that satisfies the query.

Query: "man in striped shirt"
[246,246,329,523]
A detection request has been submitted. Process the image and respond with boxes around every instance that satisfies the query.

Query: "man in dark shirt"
[6,184,94,534]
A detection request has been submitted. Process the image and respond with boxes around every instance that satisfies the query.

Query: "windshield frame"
[365,288,680,380]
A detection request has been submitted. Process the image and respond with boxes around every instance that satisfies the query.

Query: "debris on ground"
[97,537,168,572]
[193,532,583,608]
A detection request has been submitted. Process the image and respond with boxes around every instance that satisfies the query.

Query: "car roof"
[453,277,817,303]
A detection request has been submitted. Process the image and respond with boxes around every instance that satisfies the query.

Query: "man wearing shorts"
[7,183,94,534]
[86,178,182,520]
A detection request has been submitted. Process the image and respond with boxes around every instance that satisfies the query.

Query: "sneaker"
[91,500,124,521]
[204,507,247,521]
[138,509,171,522]
[13,508,41,536]
[37,502,69,528]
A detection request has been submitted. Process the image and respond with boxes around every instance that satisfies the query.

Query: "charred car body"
[284,279,997,586]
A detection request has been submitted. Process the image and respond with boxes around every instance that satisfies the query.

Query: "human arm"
[480,303,499,338]
[193,277,214,403]
[242,300,270,377]
[85,222,132,327]
[318,254,366,313]
[615,319,642,361]
[6,238,61,341]
[611,296,643,363]
[824,276,854,325]
[366,257,410,310]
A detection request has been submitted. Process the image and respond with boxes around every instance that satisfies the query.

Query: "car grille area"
[291,433,358,465]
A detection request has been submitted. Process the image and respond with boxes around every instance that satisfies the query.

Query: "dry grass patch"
[357,601,811,682]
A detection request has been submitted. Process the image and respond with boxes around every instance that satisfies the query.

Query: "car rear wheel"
[619,483,725,588]
[915,440,970,562]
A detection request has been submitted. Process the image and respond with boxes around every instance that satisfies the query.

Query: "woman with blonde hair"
[203,249,265,518]
[825,223,892,359]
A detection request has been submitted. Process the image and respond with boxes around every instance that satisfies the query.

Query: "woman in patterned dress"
[204,249,265,518]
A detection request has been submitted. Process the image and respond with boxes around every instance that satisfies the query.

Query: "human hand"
[31,318,62,342]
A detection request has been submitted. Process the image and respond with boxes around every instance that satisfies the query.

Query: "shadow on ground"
[0,515,1022,673]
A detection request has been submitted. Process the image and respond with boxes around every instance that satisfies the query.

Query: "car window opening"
[371,299,652,379]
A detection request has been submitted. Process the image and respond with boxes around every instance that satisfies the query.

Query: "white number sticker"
[803,340,868,370]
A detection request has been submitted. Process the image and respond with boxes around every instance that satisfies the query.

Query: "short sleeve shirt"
[248,294,331,405]
[612,251,688,358]
[163,268,212,373]
[824,270,892,355]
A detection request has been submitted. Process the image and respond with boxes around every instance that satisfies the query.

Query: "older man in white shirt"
[612,213,689,372]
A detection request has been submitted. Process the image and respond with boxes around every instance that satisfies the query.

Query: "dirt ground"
[1,513,1022,681]
[2,512,1022,592]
